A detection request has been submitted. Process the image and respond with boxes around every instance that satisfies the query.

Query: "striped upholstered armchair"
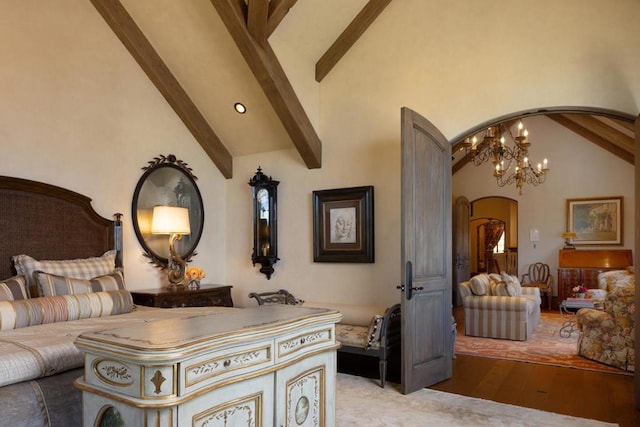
[458,273,541,341]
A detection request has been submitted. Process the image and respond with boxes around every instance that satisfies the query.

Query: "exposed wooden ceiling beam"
[452,152,472,175]
[614,118,635,133]
[315,0,392,82]
[90,0,233,178]
[267,0,298,37]
[211,0,322,169]
[247,0,269,47]
[548,114,635,165]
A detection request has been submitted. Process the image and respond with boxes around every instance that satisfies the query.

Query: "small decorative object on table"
[186,266,205,289]
[572,285,588,298]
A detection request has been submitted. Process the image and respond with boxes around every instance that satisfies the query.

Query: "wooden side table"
[131,284,233,308]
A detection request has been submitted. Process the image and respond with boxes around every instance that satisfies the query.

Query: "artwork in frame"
[566,196,623,246]
[312,186,374,263]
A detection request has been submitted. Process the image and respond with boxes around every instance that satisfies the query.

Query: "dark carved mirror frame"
[131,154,204,269]
[249,167,279,279]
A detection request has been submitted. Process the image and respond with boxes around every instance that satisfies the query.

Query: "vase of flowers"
[185,266,205,289]
[572,285,588,298]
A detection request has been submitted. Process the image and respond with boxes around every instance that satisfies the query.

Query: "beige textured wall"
[231,0,639,307]
[1,1,638,308]
[0,1,227,290]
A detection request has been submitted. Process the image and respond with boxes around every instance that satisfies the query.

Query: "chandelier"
[462,121,549,195]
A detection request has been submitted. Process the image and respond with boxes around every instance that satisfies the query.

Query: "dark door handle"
[399,262,424,300]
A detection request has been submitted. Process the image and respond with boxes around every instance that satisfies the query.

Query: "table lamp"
[562,232,577,250]
[151,206,191,287]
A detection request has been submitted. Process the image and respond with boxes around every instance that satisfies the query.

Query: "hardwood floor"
[429,306,640,426]
[431,354,639,427]
[339,306,640,426]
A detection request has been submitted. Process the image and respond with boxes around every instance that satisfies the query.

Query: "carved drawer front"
[181,341,273,394]
[180,372,274,427]
[86,355,176,400]
[276,325,335,363]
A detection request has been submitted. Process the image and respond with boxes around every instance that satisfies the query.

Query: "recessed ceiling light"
[234,102,246,114]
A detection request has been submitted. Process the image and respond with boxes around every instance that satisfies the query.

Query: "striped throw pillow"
[34,269,125,297]
[0,275,28,301]
[0,289,133,331]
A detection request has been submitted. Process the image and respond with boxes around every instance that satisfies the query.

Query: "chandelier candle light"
[463,121,550,195]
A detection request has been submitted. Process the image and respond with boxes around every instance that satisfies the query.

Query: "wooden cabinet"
[130,284,233,308]
[557,249,633,306]
[75,305,341,427]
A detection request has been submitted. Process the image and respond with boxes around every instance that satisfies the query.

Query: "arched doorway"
[450,106,637,407]
[469,197,517,276]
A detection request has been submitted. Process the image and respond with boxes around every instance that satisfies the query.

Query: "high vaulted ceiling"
[90,1,635,179]
[451,111,636,173]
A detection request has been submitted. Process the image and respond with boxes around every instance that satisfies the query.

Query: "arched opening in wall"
[469,197,517,276]
[452,106,634,276]
[450,106,637,401]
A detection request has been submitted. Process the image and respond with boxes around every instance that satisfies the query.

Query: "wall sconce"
[562,232,577,250]
[151,206,191,287]
[249,167,279,279]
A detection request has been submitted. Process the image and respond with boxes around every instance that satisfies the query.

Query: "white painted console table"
[74,305,342,426]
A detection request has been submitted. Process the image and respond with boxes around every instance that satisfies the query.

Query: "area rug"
[455,311,631,375]
[335,373,616,426]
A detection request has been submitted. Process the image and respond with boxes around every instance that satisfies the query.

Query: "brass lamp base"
[167,283,186,292]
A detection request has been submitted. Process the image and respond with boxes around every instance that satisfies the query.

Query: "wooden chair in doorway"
[521,262,553,310]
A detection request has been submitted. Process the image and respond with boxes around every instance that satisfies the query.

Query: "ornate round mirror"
[131,154,204,268]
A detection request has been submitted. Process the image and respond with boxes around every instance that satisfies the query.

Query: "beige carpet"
[335,373,617,426]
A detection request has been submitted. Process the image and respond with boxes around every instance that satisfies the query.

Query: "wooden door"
[453,196,471,306]
[634,114,639,409]
[400,107,452,394]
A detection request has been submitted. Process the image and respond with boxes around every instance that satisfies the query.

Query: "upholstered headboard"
[0,176,122,281]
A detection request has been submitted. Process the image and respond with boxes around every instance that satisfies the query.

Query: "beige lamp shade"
[151,206,191,235]
[562,232,577,239]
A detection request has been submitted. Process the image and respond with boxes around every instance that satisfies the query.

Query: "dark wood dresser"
[131,284,234,308]
[557,249,633,307]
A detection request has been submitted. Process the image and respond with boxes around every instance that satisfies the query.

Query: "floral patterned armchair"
[576,270,635,372]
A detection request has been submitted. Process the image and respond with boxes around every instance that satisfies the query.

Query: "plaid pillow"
[0,275,28,301]
[34,269,125,297]
[12,250,117,290]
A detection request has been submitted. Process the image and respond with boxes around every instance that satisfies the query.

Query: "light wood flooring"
[430,307,640,427]
[339,306,640,427]
[431,354,638,427]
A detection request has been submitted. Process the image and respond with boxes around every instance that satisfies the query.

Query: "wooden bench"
[304,301,401,388]
[248,291,401,387]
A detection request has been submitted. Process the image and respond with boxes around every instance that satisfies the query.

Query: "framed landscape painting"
[566,196,623,245]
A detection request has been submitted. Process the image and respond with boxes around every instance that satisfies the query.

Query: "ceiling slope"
[548,114,635,165]
[91,0,234,179]
[211,0,322,169]
[315,0,392,82]
[453,114,636,175]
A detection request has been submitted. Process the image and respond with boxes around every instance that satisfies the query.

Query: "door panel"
[400,107,452,394]
[453,197,470,306]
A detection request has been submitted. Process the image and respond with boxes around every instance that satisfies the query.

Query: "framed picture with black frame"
[312,186,374,263]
